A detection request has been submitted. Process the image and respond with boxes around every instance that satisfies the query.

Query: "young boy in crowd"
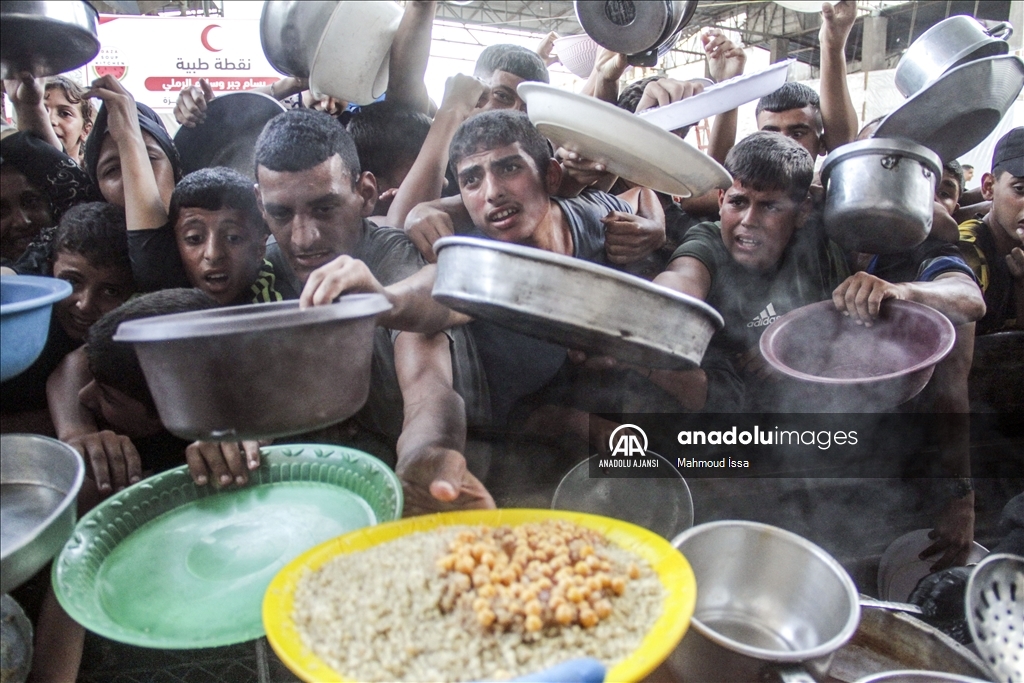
[958,127,1024,334]
[1,203,135,433]
[125,167,282,305]
[44,75,95,164]
[654,131,848,410]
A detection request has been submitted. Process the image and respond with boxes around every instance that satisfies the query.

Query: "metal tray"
[433,237,724,370]
[1,434,84,594]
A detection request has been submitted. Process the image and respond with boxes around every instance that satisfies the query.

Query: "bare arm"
[653,255,713,300]
[47,347,98,441]
[86,76,168,230]
[702,29,747,165]
[932,201,960,243]
[5,74,63,151]
[832,271,986,326]
[818,0,859,151]
[394,331,494,514]
[385,0,436,114]
[403,194,474,262]
[580,48,628,104]
[385,74,485,228]
[382,264,471,332]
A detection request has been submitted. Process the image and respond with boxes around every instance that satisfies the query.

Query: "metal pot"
[820,138,940,254]
[895,15,1012,97]
[0,1,99,79]
[259,1,339,79]
[432,236,724,370]
[112,295,391,441]
[669,521,861,683]
[1,434,85,594]
[575,0,697,68]
[854,672,991,683]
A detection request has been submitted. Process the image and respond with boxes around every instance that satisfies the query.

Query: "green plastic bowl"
[52,444,402,649]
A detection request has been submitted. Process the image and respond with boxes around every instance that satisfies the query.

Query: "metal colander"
[966,553,1024,683]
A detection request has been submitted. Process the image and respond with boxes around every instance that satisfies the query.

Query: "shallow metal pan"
[432,236,724,370]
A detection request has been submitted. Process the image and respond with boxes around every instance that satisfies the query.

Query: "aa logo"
[608,424,648,457]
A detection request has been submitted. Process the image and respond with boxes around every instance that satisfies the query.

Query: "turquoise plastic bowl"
[1,275,72,382]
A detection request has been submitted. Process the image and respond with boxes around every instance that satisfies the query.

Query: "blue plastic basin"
[1,275,73,382]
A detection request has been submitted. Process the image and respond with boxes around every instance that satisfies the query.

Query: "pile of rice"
[292,525,665,682]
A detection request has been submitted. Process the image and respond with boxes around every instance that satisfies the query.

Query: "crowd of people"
[1,0,1022,679]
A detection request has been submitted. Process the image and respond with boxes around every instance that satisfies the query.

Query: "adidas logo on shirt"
[747,303,780,327]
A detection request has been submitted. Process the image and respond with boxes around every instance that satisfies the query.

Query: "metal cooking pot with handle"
[895,15,1012,97]
[669,521,861,682]
[575,0,697,67]
[820,138,940,254]
[0,1,99,79]
[260,1,339,79]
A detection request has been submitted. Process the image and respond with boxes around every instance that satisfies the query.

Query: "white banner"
[84,15,284,115]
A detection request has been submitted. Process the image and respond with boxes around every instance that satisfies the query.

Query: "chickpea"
[525,614,543,633]
[611,577,626,596]
[479,584,496,598]
[567,586,584,603]
[627,563,641,580]
[525,599,542,617]
[555,603,576,626]
[456,555,476,574]
[574,561,592,576]
[594,599,613,619]
[579,607,598,628]
[477,608,496,627]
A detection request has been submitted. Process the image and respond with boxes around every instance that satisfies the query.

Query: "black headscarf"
[82,101,182,185]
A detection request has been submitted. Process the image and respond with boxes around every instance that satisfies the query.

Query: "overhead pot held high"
[575,0,698,67]
[0,1,99,79]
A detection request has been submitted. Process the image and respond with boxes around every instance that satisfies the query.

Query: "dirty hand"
[397,447,495,516]
[535,31,560,67]
[3,72,45,108]
[186,440,265,487]
[555,148,611,189]
[921,492,975,571]
[299,255,385,308]
[439,73,489,117]
[737,344,778,381]
[405,203,456,263]
[85,75,142,145]
[1005,229,1024,279]
[603,211,665,264]
[66,430,142,495]
[174,78,215,127]
[703,29,746,82]
[832,271,907,326]
[592,47,629,82]
[635,78,706,113]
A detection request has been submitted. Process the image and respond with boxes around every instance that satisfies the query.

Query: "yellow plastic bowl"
[263,509,696,682]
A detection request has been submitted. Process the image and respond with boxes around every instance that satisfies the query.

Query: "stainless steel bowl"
[895,15,1012,97]
[821,138,941,254]
[0,1,99,79]
[1,434,85,594]
[575,0,696,67]
[669,520,861,682]
[112,295,391,441]
[433,236,724,370]
[260,0,339,78]
[854,672,993,683]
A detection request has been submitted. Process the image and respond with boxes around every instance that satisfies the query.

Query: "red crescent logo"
[201,24,221,52]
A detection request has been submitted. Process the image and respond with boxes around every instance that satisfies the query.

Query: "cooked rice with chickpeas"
[292,520,665,682]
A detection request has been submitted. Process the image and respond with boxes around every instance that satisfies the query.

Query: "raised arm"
[818,0,859,151]
[832,271,986,326]
[85,76,168,230]
[5,74,63,151]
[384,0,437,114]
[394,330,494,515]
[580,48,628,104]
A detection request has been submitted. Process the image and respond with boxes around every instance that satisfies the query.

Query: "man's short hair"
[942,159,965,201]
[726,131,814,201]
[346,101,431,184]
[755,82,821,117]
[86,289,219,410]
[474,44,550,84]
[961,164,974,171]
[169,167,265,232]
[52,202,131,274]
[449,110,552,180]
[254,109,361,180]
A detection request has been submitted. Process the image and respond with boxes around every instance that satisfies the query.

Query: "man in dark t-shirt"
[250,109,490,515]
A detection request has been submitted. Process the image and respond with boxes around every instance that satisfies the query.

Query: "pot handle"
[986,21,1013,40]
[768,665,818,683]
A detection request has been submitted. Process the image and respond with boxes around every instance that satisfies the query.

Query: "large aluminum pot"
[259,1,339,79]
[669,521,860,682]
[821,138,941,254]
[112,295,391,441]
[432,236,724,370]
[0,1,99,79]
[895,15,1012,97]
[854,672,991,683]
[1,434,84,594]
[575,0,697,67]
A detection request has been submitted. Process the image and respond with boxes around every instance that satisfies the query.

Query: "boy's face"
[477,70,527,113]
[935,171,961,217]
[0,166,51,261]
[984,170,1024,245]
[79,378,162,439]
[45,88,90,157]
[718,179,806,273]
[52,251,134,341]
[756,106,825,158]
[456,142,555,245]
[174,206,266,305]
[256,155,376,284]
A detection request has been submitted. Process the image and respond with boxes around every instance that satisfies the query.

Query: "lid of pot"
[575,0,671,57]
[820,137,942,189]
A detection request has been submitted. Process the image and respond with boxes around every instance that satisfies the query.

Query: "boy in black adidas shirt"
[655,131,848,410]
